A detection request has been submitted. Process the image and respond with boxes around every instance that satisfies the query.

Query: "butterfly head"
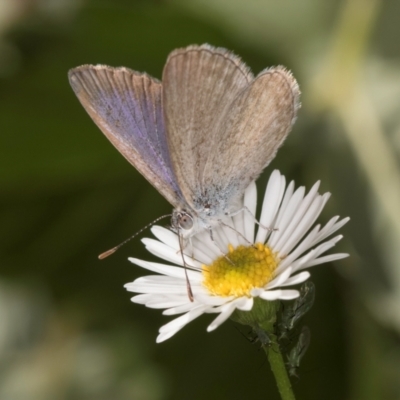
[171,209,198,238]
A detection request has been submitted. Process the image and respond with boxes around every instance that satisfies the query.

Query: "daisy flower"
[125,170,349,343]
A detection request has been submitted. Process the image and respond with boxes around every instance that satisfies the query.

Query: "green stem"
[264,335,296,400]
[231,300,295,399]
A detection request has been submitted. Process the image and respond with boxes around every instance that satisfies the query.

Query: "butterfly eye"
[179,213,193,231]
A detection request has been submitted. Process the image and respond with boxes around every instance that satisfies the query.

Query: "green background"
[1,0,400,399]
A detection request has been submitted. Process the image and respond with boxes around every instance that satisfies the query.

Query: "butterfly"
[69,44,300,244]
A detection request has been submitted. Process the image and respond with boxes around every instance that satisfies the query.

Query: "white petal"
[158,306,209,333]
[207,303,237,331]
[311,216,350,247]
[126,280,189,295]
[207,296,245,313]
[142,238,201,269]
[258,289,299,300]
[290,237,343,272]
[236,296,254,311]
[233,206,246,245]
[250,288,264,297]
[220,217,241,248]
[277,181,324,250]
[212,225,231,251]
[275,224,321,273]
[163,303,196,315]
[274,188,328,254]
[287,248,319,273]
[131,293,189,309]
[256,170,285,243]
[194,292,234,306]
[150,231,212,267]
[134,275,198,285]
[273,180,295,230]
[132,293,182,302]
[151,226,179,249]
[277,290,301,300]
[128,258,202,281]
[156,330,180,343]
[145,299,188,309]
[131,294,188,309]
[129,293,154,304]
[126,284,187,295]
[130,292,192,306]
[191,231,220,262]
[277,196,325,255]
[243,181,257,243]
[300,253,349,268]
[268,186,306,248]
[265,266,293,289]
[278,271,310,287]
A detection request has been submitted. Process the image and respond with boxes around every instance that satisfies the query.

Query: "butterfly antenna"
[98,214,172,259]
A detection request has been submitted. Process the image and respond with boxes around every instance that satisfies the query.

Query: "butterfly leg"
[217,219,253,245]
[177,232,194,302]
[226,206,277,232]
[207,227,234,265]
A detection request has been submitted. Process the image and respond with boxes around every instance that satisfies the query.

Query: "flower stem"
[264,335,296,400]
[231,300,295,399]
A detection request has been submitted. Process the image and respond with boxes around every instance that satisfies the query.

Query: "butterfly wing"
[68,65,184,208]
[162,44,253,211]
[162,44,300,217]
[201,66,300,204]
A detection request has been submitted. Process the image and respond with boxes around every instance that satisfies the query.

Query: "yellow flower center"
[202,243,279,297]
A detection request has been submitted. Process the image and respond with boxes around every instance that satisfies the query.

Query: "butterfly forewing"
[162,44,254,210]
[202,67,300,202]
[68,65,184,208]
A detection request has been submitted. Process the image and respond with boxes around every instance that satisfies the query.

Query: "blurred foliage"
[1,0,400,399]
